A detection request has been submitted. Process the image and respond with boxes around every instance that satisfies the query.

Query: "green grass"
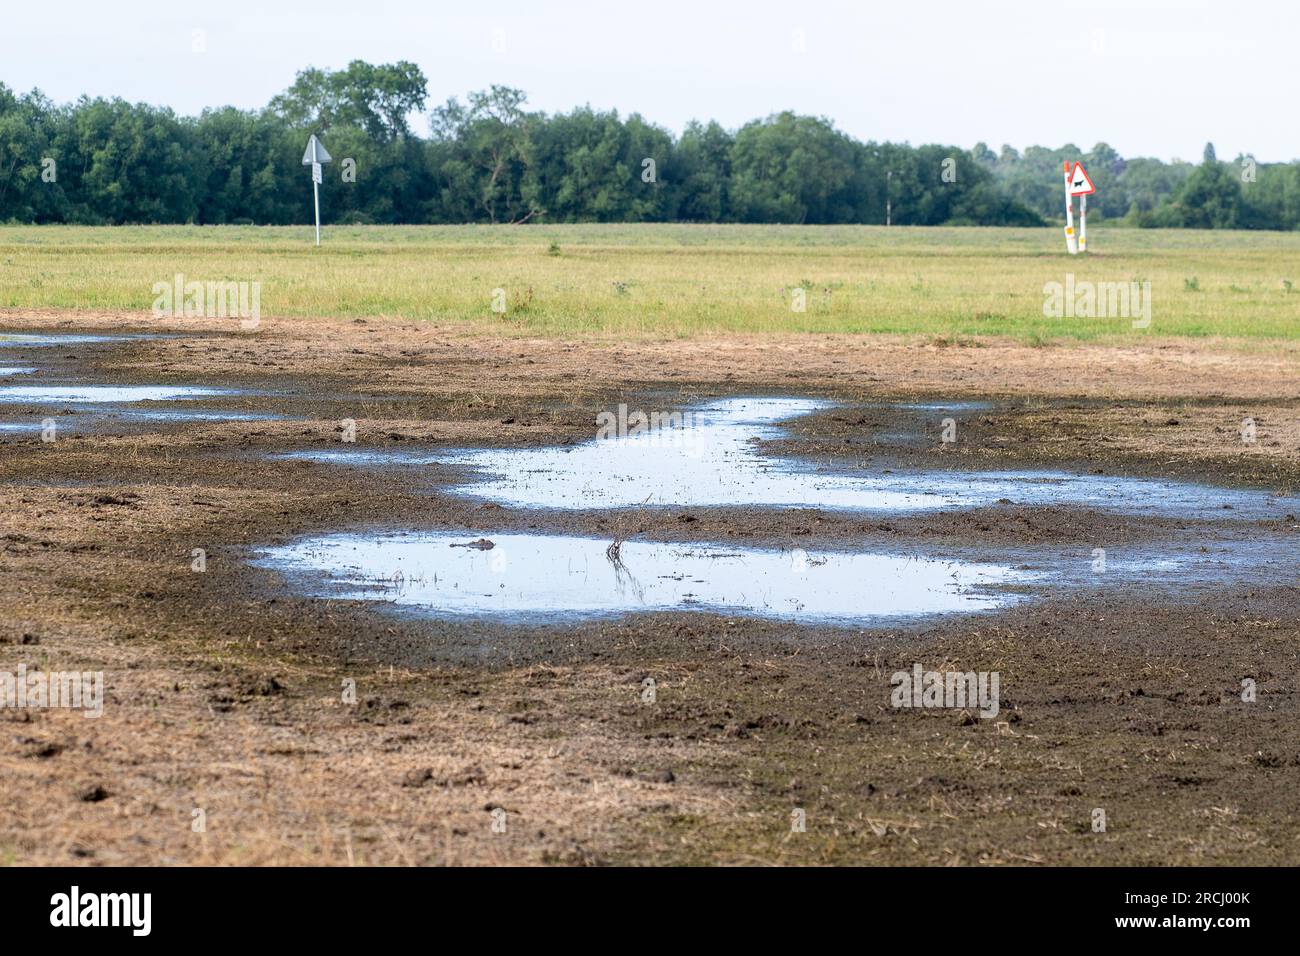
[1,224,1297,341]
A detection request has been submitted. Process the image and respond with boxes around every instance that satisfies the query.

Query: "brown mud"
[1,308,1298,865]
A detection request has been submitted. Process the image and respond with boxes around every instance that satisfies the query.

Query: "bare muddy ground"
[1,308,1298,865]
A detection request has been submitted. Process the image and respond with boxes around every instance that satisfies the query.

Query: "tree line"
[1,61,1296,229]
[976,141,1300,230]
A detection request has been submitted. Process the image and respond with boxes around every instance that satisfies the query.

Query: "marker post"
[1079,193,1087,253]
[1063,161,1096,255]
[312,166,321,246]
[301,134,333,247]
[1064,162,1078,255]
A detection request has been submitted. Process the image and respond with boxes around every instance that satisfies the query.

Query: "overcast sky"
[4,0,1294,162]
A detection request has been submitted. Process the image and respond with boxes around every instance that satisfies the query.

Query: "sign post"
[1063,161,1096,255]
[301,134,332,246]
[1080,192,1087,252]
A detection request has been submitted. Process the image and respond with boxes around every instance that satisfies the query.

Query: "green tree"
[729,112,860,223]
[529,107,672,222]
[428,86,540,224]
[192,107,301,224]
[1165,143,1244,228]
[668,121,734,221]
[269,60,428,141]
[49,97,198,224]
[0,84,58,221]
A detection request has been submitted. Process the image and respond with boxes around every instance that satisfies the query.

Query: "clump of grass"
[509,286,534,313]
[546,241,561,257]
[1184,277,1201,291]
[604,529,646,601]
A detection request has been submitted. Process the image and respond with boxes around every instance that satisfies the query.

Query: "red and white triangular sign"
[1068,161,1095,196]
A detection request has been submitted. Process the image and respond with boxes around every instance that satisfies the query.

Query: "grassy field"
[1,224,1296,341]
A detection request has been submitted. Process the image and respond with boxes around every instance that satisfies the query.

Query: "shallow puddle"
[0,385,230,404]
[0,407,277,434]
[259,532,1032,623]
[284,397,1297,519]
[116,408,281,422]
[0,333,151,347]
[260,528,1297,625]
[0,367,34,376]
[263,396,1297,624]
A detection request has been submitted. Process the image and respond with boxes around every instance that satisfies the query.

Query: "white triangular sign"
[302,134,332,166]
[1068,162,1095,196]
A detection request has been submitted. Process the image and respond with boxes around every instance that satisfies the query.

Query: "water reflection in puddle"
[0,382,266,432]
[116,408,281,422]
[283,397,1297,519]
[0,333,152,347]
[0,407,276,434]
[0,367,34,377]
[0,385,230,403]
[259,532,1032,623]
